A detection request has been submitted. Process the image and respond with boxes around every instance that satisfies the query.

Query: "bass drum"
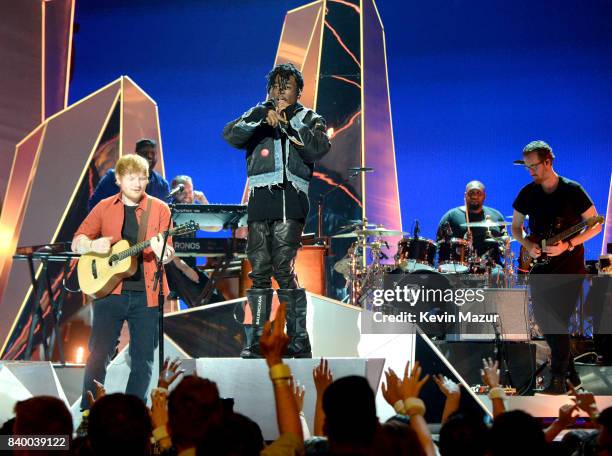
[395,237,437,272]
[437,238,470,273]
[391,270,453,339]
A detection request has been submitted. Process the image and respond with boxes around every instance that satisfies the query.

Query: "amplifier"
[447,288,530,342]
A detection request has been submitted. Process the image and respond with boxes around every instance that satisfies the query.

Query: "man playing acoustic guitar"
[72,154,175,409]
[511,140,602,394]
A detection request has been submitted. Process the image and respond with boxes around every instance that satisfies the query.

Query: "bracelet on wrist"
[152,425,169,442]
[269,363,292,381]
[393,400,406,415]
[488,387,507,400]
[403,398,426,417]
[272,378,291,387]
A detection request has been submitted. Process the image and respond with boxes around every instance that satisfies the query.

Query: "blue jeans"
[80,290,158,409]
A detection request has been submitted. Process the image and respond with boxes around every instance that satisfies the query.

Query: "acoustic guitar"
[519,215,604,272]
[77,221,198,298]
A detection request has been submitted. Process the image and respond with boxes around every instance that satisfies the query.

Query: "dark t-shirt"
[121,205,145,291]
[512,176,593,273]
[247,182,309,222]
[436,206,506,260]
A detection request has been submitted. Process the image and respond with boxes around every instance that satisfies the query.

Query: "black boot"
[539,375,568,395]
[277,288,312,358]
[567,361,582,390]
[240,325,253,358]
[241,288,273,358]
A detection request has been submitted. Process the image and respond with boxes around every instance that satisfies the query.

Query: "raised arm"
[481,357,506,418]
[312,358,334,436]
[288,113,331,163]
[222,104,269,149]
[432,374,461,424]
[259,303,304,441]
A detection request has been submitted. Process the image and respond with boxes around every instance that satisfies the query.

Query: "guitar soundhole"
[108,255,118,267]
[91,259,98,279]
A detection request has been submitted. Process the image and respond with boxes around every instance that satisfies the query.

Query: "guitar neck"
[113,239,152,262]
[545,217,600,246]
[112,228,180,262]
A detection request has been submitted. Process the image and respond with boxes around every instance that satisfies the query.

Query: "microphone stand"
[153,201,175,374]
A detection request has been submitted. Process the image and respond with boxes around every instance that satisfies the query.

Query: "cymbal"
[332,228,406,238]
[338,221,376,230]
[331,232,361,238]
[356,228,407,237]
[483,235,517,244]
[461,220,510,228]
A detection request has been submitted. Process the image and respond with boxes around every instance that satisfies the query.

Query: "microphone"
[267,97,290,136]
[168,184,185,198]
[348,167,374,173]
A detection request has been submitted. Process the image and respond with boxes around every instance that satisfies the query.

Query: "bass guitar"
[519,215,604,271]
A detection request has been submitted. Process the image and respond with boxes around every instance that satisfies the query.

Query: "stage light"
[75,346,84,364]
[327,127,334,137]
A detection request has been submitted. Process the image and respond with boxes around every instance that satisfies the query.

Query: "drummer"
[436,180,507,264]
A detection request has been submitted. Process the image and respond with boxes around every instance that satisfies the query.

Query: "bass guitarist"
[72,154,175,409]
[511,140,602,394]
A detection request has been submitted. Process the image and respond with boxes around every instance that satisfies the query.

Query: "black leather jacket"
[223,102,331,194]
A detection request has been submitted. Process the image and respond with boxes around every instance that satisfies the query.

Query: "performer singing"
[88,139,170,211]
[223,63,331,358]
[437,180,507,263]
[511,140,601,394]
[170,175,209,204]
[73,154,175,408]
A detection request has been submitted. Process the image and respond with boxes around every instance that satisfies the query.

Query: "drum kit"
[332,217,517,307]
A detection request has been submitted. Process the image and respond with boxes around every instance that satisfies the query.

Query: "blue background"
[69,0,611,260]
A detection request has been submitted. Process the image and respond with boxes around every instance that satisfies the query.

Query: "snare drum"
[437,238,470,273]
[396,237,437,272]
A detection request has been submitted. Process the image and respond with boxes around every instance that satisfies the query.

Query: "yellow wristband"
[403,398,426,416]
[393,400,406,414]
[269,363,292,381]
[152,425,169,442]
[488,387,506,400]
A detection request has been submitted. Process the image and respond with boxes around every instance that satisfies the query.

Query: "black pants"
[80,290,158,409]
[530,273,584,377]
[247,220,303,289]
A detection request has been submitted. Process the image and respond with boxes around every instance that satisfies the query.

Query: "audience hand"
[433,374,460,399]
[150,388,169,429]
[557,403,578,428]
[568,381,599,417]
[158,357,184,389]
[480,358,500,389]
[290,378,305,412]
[313,358,333,396]
[399,361,429,399]
[381,368,402,407]
[86,379,106,408]
[259,302,289,367]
